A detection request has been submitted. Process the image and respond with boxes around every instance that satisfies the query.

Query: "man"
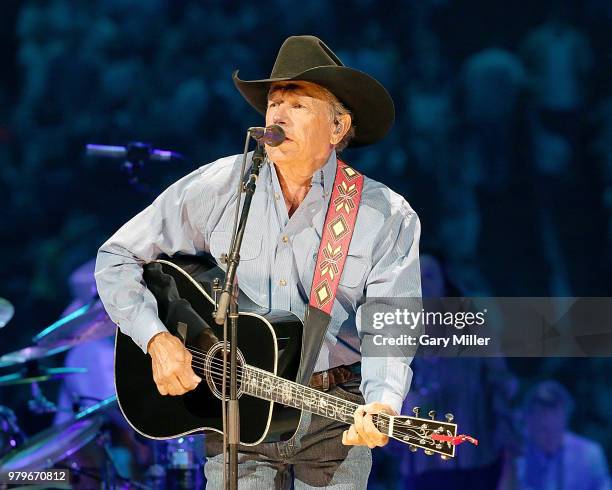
[497,381,610,490]
[395,253,515,490]
[95,35,421,488]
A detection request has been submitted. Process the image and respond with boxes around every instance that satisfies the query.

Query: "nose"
[272,104,288,126]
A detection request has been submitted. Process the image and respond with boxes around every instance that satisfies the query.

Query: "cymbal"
[75,394,117,420]
[0,396,116,472]
[0,345,70,369]
[32,299,116,350]
[0,367,87,386]
[0,297,14,328]
[0,414,104,472]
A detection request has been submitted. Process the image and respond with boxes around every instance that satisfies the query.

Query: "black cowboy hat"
[233,35,395,147]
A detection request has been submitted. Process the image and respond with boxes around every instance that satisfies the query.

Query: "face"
[526,406,567,454]
[264,82,340,171]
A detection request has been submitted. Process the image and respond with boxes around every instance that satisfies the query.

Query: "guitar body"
[114,255,304,445]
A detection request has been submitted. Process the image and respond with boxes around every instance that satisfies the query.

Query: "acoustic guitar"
[114,255,470,459]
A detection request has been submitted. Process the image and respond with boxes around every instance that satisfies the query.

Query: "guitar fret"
[192,349,454,456]
[135,259,461,459]
[240,365,391,431]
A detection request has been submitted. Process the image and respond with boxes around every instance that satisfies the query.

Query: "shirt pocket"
[209,230,265,302]
[339,255,368,289]
[209,230,262,261]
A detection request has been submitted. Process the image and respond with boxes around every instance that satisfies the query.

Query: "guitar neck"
[241,364,391,433]
[240,364,459,459]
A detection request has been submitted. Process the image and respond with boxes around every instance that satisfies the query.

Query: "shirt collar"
[316,149,337,197]
[267,149,338,198]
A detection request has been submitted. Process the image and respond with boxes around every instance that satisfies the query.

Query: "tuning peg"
[424,449,434,456]
[428,410,436,420]
[409,444,418,452]
[445,413,454,422]
[412,406,421,417]
[440,455,449,460]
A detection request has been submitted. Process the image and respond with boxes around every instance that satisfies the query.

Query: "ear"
[331,114,352,145]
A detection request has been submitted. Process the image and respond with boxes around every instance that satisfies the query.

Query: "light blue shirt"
[94,150,422,413]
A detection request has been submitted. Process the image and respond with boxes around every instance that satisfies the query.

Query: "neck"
[276,167,311,216]
[274,153,331,216]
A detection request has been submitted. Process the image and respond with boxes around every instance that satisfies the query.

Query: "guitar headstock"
[389,407,458,459]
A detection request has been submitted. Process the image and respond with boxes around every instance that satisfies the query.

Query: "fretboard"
[240,364,391,434]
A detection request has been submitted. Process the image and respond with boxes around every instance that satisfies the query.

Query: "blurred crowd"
[1,0,612,488]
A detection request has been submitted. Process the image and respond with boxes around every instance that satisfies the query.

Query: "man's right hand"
[147,331,202,396]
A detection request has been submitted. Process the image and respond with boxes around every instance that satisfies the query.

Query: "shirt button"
[275,193,280,201]
[279,279,287,286]
[282,235,289,243]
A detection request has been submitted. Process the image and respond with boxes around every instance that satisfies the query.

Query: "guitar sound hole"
[204,341,246,401]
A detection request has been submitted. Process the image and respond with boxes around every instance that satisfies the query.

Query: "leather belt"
[308,363,361,392]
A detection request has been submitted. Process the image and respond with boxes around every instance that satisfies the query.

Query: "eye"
[292,103,305,109]
[268,101,279,108]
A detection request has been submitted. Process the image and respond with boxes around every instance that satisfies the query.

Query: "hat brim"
[233,66,395,147]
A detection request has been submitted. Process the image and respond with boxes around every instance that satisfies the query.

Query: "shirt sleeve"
[356,200,422,414]
[94,164,217,353]
[588,442,611,490]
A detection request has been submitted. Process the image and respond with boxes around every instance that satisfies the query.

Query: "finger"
[363,412,388,447]
[157,383,169,396]
[177,368,200,391]
[354,406,375,448]
[342,425,365,446]
[160,368,188,393]
[167,383,183,396]
[167,374,189,396]
[152,361,169,396]
[159,359,186,381]
[183,354,202,384]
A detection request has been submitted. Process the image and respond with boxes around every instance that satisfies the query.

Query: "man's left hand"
[342,402,397,448]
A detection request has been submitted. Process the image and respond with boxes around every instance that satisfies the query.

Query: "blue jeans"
[204,378,372,489]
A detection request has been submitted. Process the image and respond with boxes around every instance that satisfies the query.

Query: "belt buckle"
[322,370,329,391]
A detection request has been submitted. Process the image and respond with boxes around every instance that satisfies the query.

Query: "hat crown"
[270,35,344,79]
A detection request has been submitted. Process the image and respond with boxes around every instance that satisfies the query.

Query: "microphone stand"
[214,137,267,490]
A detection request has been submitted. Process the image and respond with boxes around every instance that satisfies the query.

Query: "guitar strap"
[295,159,364,385]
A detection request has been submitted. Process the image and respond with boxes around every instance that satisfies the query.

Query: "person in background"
[498,380,610,490]
[370,252,516,489]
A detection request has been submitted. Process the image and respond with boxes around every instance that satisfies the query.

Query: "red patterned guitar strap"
[309,159,364,314]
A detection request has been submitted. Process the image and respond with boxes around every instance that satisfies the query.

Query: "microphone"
[85,142,184,162]
[248,125,286,147]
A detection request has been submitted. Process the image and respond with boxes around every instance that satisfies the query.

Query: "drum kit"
[0,261,205,489]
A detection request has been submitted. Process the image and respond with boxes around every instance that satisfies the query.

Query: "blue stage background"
[1,0,611,488]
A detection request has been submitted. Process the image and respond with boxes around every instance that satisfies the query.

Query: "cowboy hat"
[233,35,395,147]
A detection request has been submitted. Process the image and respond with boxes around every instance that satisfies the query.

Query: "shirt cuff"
[126,307,169,354]
[364,389,403,415]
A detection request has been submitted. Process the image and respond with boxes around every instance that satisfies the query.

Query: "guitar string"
[183,345,442,440]
[184,344,368,421]
[182,346,384,427]
[187,356,360,424]
[183,342,386,421]
[177,345,449,445]
[191,362,448,449]
[182,357,446,448]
